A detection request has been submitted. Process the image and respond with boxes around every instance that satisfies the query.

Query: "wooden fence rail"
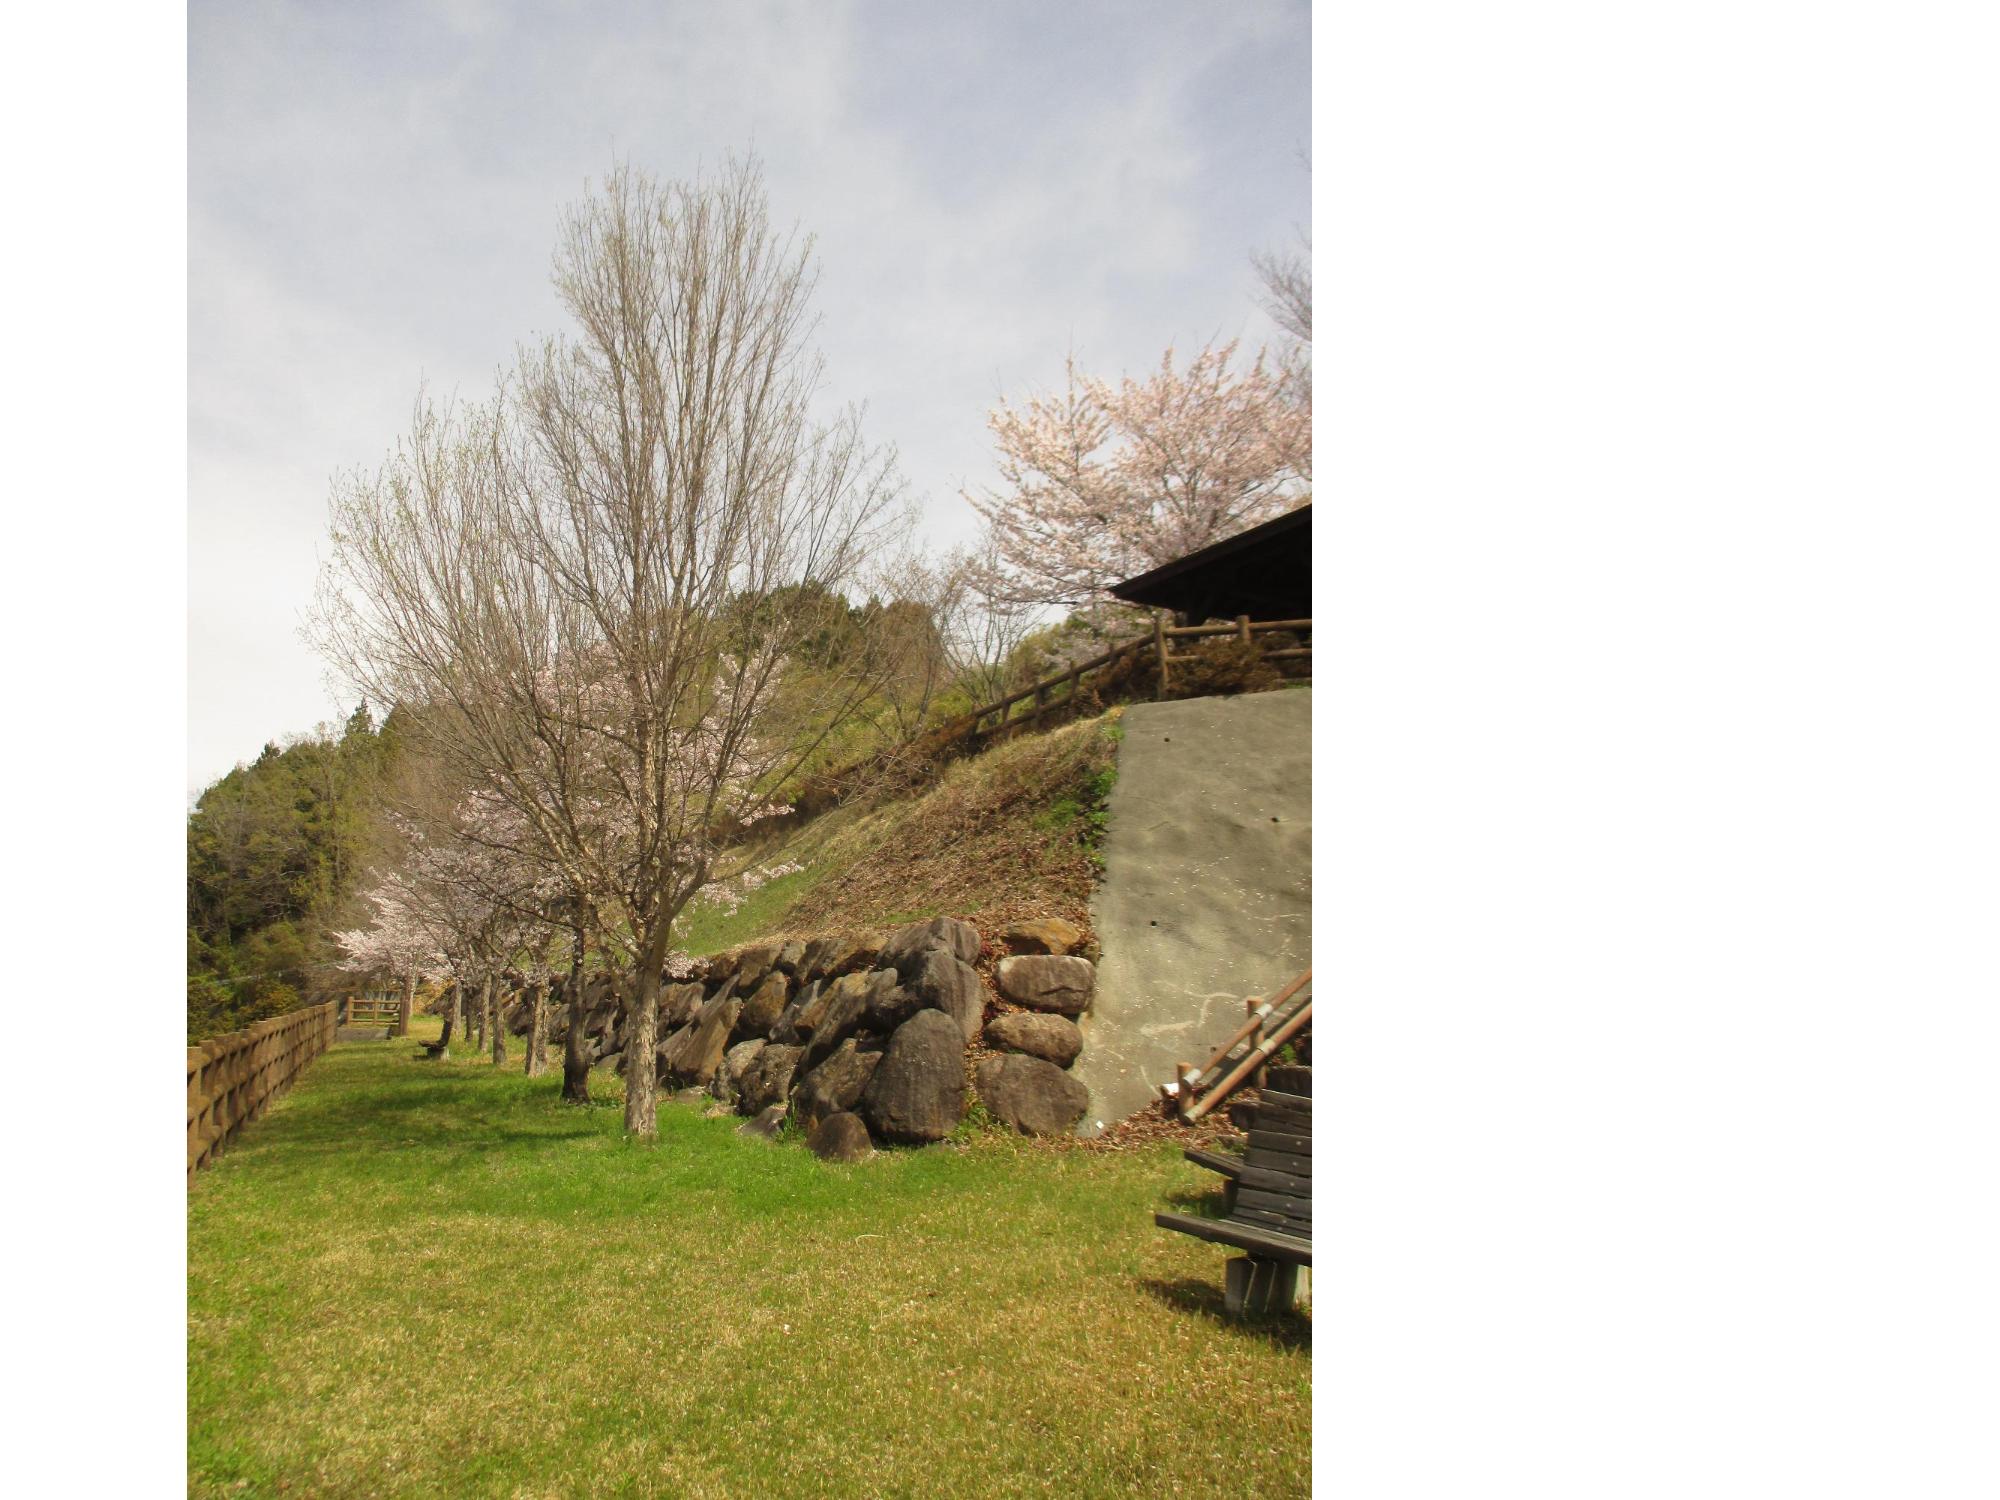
[966,615,1312,747]
[187,1001,336,1181]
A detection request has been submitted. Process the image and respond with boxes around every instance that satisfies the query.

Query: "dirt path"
[1074,689,1312,1134]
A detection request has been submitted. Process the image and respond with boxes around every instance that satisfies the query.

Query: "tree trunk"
[490,980,507,1066]
[448,982,464,1045]
[398,971,416,1038]
[525,980,548,1077]
[622,933,668,1137]
[478,974,496,1063]
[561,929,591,1103]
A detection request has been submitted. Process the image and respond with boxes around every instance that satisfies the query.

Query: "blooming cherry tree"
[965,339,1310,612]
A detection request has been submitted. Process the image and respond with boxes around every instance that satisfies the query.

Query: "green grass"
[189,1021,1311,1498]
[670,862,829,957]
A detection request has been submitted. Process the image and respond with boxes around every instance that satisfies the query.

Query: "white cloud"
[187,0,1309,794]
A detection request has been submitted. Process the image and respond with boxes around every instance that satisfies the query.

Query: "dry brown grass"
[735,709,1123,948]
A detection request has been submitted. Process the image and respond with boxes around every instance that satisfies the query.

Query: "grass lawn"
[188,1021,1311,1498]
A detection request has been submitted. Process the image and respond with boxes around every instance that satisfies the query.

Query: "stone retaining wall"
[508,916,1101,1157]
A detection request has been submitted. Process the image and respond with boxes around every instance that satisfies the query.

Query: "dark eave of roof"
[1108,503,1312,618]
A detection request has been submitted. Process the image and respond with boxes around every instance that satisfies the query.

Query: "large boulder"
[802,933,880,984]
[735,1043,804,1114]
[862,968,919,1031]
[808,1112,873,1162]
[994,955,1095,1016]
[985,1011,1083,1068]
[662,982,708,1028]
[732,942,784,994]
[712,1038,767,1108]
[734,971,790,1039]
[660,995,742,1087]
[859,1010,967,1143]
[798,971,877,1067]
[976,1053,1090,1136]
[881,916,980,971]
[774,940,809,977]
[792,1037,884,1129]
[769,980,819,1045]
[999,917,1086,956]
[905,948,985,1042]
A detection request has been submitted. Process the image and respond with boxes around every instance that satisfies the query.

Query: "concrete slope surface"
[1074,689,1311,1135]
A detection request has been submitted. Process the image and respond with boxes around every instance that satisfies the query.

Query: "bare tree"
[316,157,907,1136]
[1252,232,1311,348]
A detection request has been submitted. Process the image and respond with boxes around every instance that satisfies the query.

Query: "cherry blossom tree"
[965,339,1310,615]
[329,879,443,1037]
[315,158,909,1135]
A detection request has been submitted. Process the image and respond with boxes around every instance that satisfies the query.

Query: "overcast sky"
[188,0,1310,797]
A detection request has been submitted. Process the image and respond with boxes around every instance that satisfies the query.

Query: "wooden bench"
[1156,1064,1311,1315]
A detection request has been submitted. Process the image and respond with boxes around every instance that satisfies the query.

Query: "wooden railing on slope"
[1157,970,1312,1123]
[771,615,1313,833]
[966,615,1313,748]
[187,1001,336,1181]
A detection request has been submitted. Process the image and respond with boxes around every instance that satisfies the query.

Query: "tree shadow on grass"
[210,1073,613,1171]
[1136,1276,1313,1352]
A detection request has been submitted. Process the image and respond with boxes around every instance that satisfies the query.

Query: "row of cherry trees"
[319,158,1309,1137]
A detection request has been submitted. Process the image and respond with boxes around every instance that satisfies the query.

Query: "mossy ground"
[188,1019,1310,1498]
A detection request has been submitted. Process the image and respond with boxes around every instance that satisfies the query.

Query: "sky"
[188,0,1310,798]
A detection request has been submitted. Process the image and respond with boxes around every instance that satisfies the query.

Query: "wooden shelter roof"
[1108,504,1311,622]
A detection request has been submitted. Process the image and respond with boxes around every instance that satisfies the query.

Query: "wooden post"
[1237,613,1251,644]
[1225,1257,1301,1317]
[1246,995,1267,1093]
[1153,611,1169,699]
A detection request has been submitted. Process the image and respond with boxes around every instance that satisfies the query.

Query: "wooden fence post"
[1153,612,1169,699]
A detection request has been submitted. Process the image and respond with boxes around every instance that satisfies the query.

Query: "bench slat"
[1237,1186,1312,1221]
[1247,1103,1312,1134]
[1155,1211,1313,1266]
[1248,1128,1312,1156]
[1230,1206,1312,1235]
[1244,1147,1311,1178]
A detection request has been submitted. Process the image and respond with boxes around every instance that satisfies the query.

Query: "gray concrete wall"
[1072,689,1311,1134]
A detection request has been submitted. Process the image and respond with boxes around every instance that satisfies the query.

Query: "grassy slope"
[674,710,1125,957]
[188,1023,1310,1498]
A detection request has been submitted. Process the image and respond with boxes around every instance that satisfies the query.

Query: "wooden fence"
[187,1001,336,1181]
[966,615,1312,747]
[342,994,401,1028]
[769,613,1312,832]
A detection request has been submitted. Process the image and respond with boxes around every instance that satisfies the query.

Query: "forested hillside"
[185,705,399,1041]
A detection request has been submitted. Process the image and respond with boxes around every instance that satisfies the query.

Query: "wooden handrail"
[1183,1002,1312,1122]
[1162,618,1312,639]
[1190,970,1311,1082]
[967,616,1314,740]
